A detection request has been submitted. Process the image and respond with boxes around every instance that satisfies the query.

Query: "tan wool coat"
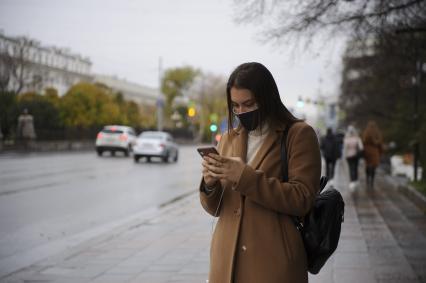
[199,121,321,283]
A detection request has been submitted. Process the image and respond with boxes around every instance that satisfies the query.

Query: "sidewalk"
[1,193,211,283]
[1,160,425,283]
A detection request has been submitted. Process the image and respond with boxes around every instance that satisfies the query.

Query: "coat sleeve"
[199,134,227,217]
[199,179,224,217]
[232,123,321,217]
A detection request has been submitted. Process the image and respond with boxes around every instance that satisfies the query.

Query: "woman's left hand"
[203,154,245,184]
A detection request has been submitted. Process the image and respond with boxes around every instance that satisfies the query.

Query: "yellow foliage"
[61,82,121,127]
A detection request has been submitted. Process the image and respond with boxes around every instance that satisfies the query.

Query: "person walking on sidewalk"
[343,125,363,191]
[320,127,340,181]
[362,120,384,189]
[199,62,321,283]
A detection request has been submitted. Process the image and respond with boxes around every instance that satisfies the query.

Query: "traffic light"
[188,107,196,117]
[210,123,218,132]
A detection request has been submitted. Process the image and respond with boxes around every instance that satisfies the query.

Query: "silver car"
[133,131,179,163]
[95,125,137,157]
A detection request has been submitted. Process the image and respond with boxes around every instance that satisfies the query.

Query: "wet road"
[0,145,203,266]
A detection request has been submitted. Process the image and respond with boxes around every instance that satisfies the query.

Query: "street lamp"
[297,96,305,108]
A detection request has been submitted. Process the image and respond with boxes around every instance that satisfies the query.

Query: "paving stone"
[333,252,371,268]
[333,267,376,283]
[336,238,368,252]
[89,274,136,283]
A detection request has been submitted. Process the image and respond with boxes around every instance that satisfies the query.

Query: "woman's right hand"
[202,158,219,187]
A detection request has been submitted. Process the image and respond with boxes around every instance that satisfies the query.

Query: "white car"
[95,125,137,157]
[133,131,179,163]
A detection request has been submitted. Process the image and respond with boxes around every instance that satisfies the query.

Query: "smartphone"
[197,147,219,158]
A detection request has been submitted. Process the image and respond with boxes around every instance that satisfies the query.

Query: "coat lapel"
[231,126,248,163]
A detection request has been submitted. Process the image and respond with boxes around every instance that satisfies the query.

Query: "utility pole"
[198,76,205,143]
[157,57,164,131]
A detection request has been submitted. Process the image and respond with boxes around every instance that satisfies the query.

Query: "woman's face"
[230,87,258,114]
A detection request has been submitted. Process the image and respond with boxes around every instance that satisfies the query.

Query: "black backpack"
[280,126,345,274]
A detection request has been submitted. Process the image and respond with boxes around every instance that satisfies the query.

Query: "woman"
[199,62,321,283]
[362,120,383,189]
[343,125,363,191]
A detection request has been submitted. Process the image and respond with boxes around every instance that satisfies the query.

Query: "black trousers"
[366,165,376,186]
[346,156,359,182]
[325,158,336,180]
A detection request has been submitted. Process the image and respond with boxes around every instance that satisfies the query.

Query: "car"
[133,131,179,163]
[95,125,137,157]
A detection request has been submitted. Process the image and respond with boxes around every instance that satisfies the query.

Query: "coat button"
[242,245,247,251]
[234,208,241,216]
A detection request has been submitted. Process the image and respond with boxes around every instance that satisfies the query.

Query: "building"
[94,75,159,106]
[0,31,93,95]
[0,32,160,107]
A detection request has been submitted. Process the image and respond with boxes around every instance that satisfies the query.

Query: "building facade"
[94,75,159,106]
[1,32,160,107]
[0,31,93,95]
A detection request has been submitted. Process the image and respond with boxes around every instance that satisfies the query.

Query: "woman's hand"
[202,165,219,187]
[202,154,220,187]
[203,154,245,184]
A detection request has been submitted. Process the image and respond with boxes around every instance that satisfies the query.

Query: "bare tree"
[233,0,426,46]
[0,36,41,94]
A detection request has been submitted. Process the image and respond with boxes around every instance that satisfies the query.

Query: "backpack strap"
[280,124,304,231]
[280,125,290,183]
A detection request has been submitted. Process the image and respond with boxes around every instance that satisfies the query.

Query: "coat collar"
[231,121,288,168]
[231,125,248,163]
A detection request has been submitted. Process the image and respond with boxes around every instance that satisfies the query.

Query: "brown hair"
[226,62,299,132]
[362,120,383,145]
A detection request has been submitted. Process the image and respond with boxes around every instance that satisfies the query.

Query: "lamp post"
[413,60,422,181]
[157,57,164,131]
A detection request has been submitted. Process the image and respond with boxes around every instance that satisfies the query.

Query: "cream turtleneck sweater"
[246,123,269,165]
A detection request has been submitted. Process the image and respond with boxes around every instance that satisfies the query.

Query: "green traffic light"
[210,124,218,132]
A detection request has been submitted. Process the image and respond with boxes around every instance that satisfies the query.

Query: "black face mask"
[236,108,260,131]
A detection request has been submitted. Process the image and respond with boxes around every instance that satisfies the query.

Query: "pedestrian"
[320,127,340,180]
[199,62,321,283]
[362,120,383,189]
[343,125,363,191]
[17,108,36,149]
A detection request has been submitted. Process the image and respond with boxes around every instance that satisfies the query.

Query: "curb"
[0,141,200,154]
[0,140,94,153]
[397,183,426,213]
[383,174,426,213]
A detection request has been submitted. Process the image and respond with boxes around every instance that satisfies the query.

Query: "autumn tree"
[60,82,122,128]
[0,91,18,140]
[189,73,228,142]
[161,66,200,126]
[139,104,157,128]
[18,91,63,136]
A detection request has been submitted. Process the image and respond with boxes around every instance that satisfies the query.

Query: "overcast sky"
[0,0,346,108]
